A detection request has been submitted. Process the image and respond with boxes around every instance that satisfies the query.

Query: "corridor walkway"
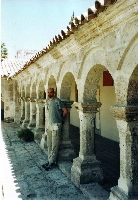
[0,122,87,200]
[0,121,120,200]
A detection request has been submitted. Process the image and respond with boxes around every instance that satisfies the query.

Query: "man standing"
[42,88,68,171]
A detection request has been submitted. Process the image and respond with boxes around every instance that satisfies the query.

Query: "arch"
[82,64,119,141]
[78,47,107,79]
[42,70,48,85]
[57,61,66,82]
[21,85,25,97]
[115,35,138,105]
[31,82,36,98]
[47,75,57,97]
[38,80,45,99]
[60,72,78,101]
[25,76,31,86]
[127,65,138,106]
[117,33,138,71]
[83,64,106,101]
[25,84,30,98]
[46,66,56,82]
[48,75,56,89]
[58,59,78,86]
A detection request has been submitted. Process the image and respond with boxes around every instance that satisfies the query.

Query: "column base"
[28,122,36,129]
[58,141,76,162]
[109,186,138,200]
[34,127,45,140]
[22,119,29,128]
[71,156,103,188]
[40,133,47,149]
[4,117,14,123]
[20,117,25,124]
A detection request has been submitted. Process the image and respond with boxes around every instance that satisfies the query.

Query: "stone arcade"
[1,0,138,199]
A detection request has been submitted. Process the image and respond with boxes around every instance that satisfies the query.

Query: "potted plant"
[17,128,34,142]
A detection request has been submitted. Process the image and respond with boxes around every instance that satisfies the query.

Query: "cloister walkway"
[0,121,120,200]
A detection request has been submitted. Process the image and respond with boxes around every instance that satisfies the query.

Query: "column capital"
[111,105,138,122]
[29,98,36,102]
[20,96,25,100]
[35,98,45,103]
[24,97,30,102]
[61,100,74,108]
[74,101,102,113]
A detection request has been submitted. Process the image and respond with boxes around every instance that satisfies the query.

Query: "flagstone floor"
[0,122,87,200]
[0,122,120,200]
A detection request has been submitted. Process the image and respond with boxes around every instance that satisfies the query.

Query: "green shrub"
[17,128,34,142]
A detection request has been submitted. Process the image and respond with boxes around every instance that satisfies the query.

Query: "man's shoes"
[45,163,56,171]
[42,162,49,169]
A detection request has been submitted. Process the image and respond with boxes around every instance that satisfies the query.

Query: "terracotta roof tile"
[1,59,28,78]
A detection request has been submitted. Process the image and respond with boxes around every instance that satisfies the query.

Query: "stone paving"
[0,122,87,200]
[1,122,120,200]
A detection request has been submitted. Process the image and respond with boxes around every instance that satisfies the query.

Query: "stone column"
[22,98,30,128]
[58,100,76,161]
[13,81,21,124]
[34,99,45,141]
[40,99,48,149]
[20,97,25,124]
[3,79,15,122]
[71,102,103,187]
[28,98,36,129]
[109,105,138,200]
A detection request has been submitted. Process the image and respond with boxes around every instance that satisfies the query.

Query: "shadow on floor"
[69,124,120,193]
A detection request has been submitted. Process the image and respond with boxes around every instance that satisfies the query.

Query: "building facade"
[1,0,138,199]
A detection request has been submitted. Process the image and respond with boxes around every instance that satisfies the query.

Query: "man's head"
[47,88,55,99]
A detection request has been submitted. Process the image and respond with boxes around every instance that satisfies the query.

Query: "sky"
[1,0,95,59]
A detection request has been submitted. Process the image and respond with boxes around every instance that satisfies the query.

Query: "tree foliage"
[1,43,8,60]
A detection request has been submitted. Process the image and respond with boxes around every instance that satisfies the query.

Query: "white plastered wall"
[70,74,119,142]
[97,75,119,142]
[70,80,80,127]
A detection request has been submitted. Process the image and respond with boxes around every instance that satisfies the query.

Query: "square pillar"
[40,99,48,149]
[71,102,103,187]
[28,98,36,129]
[109,105,138,200]
[13,81,21,124]
[58,100,76,161]
[3,79,15,122]
[22,98,30,128]
[20,97,25,123]
[34,99,45,141]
